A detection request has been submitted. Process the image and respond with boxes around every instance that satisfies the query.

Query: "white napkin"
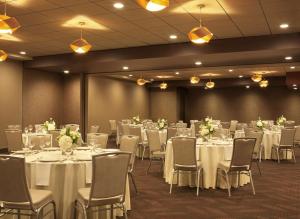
[85,162,92,184]
[35,163,51,186]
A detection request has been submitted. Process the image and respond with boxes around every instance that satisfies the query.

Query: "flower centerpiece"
[132,115,142,125]
[157,118,168,130]
[57,128,81,155]
[199,117,215,141]
[276,115,286,126]
[256,117,264,130]
[43,118,56,131]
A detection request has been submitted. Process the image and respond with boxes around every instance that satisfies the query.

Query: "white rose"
[257,121,263,127]
[59,135,73,150]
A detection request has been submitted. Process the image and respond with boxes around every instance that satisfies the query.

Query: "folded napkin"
[35,163,52,186]
[85,162,92,184]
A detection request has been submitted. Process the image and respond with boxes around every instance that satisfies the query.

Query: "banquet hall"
[0,0,300,218]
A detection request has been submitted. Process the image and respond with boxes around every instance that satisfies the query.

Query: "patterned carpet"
[124,148,300,219]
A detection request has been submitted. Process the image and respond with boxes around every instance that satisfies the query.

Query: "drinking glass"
[89,140,95,152]
[24,127,29,134]
[28,125,33,133]
[45,138,51,149]
[64,148,73,160]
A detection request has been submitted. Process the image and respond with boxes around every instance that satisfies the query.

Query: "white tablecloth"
[164,139,250,189]
[6,149,130,219]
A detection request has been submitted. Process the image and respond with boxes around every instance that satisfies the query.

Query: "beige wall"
[0,61,23,148]
[149,88,180,123]
[87,76,149,133]
[186,87,300,123]
[22,69,64,127]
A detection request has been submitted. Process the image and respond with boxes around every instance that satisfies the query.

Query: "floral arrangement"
[199,117,215,138]
[57,128,81,151]
[132,115,142,125]
[157,118,168,130]
[43,118,56,131]
[276,115,286,126]
[256,117,264,130]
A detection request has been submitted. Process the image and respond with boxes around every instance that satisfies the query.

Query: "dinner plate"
[39,156,61,162]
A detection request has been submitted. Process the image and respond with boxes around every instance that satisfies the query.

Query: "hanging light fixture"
[137,78,147,86]
[160,82,167,90]
[137,0,169,12]
[251,73,262,82]
[259,79,269,88]
[190,76,200,84]
[188,4,213,44]
[0,49,8,61]
[206,80,215,89]
[70,22,92,54]
[0,0,21,34]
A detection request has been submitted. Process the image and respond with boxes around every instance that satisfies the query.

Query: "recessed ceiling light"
[122,66,129,70]
[150,79,154,81]
[280,23,289,29]
[293,87,298,90]
[238,75,243,78]
[175,72,180,75]
[169,34,177,39]
[113,2,124,9]
[195,61,202,66]
[129,74,133,77]
[63,70,70,74]
[292,84,297,87]
[285,56,293,60]
[246,85,250,89]
[19,51,26,55]
[290,66,295,69]
[229,69,233,72]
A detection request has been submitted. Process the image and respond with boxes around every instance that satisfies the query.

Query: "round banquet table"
[5,149,130,219]
[164,138,250,189]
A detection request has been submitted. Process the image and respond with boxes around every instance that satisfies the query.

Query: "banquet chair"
[230,120,238,135]
[89,125,99,133]
[0,156,57,218]
[244,127,255,137]
[294,126,300,146]
[119,135,139,193]
[220,122,230,129]
[170,137,203,196]
[236,123,248,131]
[216,138,256,197]
[65,124,80,131]
[247,131,264,175]
[48,130,61,147]
[30,134,52,150]
[128,126,147,159]
[193,121,202,137]
[122,124,130,135]
[213,128,230,138]
[176,122,187,128]
[87,133,109,149]
[73,152,130,219]
[272,128,296,163]
[146,129,166,174]
[35,124,44,133]
[5,130,23,152]
[109,120,117,135]
[7,124,21,130]
[284,120,295,128]
[167,127,177,140]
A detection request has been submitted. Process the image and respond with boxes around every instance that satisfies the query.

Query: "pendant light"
[137,78,147,86]
[0,0,21,34]
[190,76,200,84]
[259,79,269,88]
[251,73,262,82]
[0,49,8,61]
[188,4,213,44]
[70,22,92,54]
[137,0,169,12]
[206,80,215,89]
[160,82,167,90]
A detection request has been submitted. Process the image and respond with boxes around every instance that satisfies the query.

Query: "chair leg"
[215,168,219,188]
[129,172,138,193]
[169,170,175,194]
[142,146,146,160]
[259,146,263,162]
[177,170,180,187]
[249,170,256,195]
[17,209,21,219]
[51,201,57,219]
[73,200,77,219]
[110,204,114,219]
[237,171,240,187]
[292,148,297,163]
[225,172,231,197]
[256,160,262,176]
[196,170,200,196]
[147,157,152,174]
[123,203,128,219]
[276,148,280,163]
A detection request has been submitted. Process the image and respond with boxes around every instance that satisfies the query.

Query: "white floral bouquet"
[57,128,81,151]
[199,117,215,138]
[276,115,286,126]
[43,118,56,131]
[256,117,264,130]
[132,115,141,125]
[157,118,168,130]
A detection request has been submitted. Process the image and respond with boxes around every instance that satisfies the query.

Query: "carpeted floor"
[123,148,300,219]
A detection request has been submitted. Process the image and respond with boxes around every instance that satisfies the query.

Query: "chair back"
[172,137,197,168]
[5,130,23,152]
[213,128,230,138]
[284,120,295,128]
[48,130,61,147]
[230,120,238,132]
[7,125,21,130]
[109,120,117,132]
[0,156,32,207]
[167,127,177,140]
[128,126,143,144]
[244,127,255,137]
[122,124,130,135]
[119,135,139,171]
[65,124,80,131]
[89,125,99,133]
[176,128,192,137]
[247,131,263,155]
[295,126,300,143]
[236,123,247,130]
[229,138,256,171]
[30,134,51,149]
[176,122,187,128]
[89,152,130,206]
[193,121,202,137]
[220,122,230,129]
[35,124,44,133]
[146,129,162,153]
[87,133,109,149]
[280,128,296,146]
